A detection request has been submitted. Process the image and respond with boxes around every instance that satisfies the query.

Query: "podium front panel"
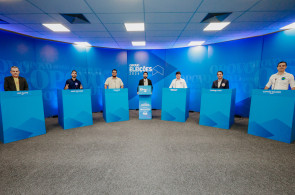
[0,90,46,143]
[161,88,189,122]
[138,86,152,120]
[139,96,152,120]
[57,89,93,130]
[199,89,236,129]
[103,88,129,123]
[248,90,295,143]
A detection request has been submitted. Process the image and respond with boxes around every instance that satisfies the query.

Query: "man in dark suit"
[137,71,153,93]
[4,66,29,91]
[212,71,229,89]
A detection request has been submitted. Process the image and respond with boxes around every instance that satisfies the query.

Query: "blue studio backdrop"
[1,29,295,117]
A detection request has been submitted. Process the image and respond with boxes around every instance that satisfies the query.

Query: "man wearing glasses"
[104,69,124,89]
[264,61,295,90]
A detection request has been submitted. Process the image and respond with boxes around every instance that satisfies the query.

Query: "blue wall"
[0,30,127,116]
[1,29,295,117]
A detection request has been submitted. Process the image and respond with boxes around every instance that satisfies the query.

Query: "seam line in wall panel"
[25,0,63,35]
[172,0,205,48]
[83,0,119,48]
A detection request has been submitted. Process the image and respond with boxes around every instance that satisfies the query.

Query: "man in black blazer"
[212,71,229,89]
[4,66,29,91]
[137,71,153,93]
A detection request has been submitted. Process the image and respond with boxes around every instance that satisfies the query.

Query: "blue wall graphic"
[1,29,295,117]
[0,30,127,116]
[127,50,177,109]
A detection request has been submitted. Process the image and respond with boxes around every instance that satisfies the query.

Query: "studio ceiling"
[0,0,295,49]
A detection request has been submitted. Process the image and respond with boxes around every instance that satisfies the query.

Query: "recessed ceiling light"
[132,41,146,46]
[204,22,230,31]
[280,22,295,30]
[125,23,145,31]
[188,41,205,46]
[74,42,92,47]
[42,24,70,32]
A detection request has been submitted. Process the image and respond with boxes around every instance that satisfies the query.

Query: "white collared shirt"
[217,79,222,88]
[169,78,187,88]
[266,72,295,90]
[143,78,148,86]
[105,77,124,89]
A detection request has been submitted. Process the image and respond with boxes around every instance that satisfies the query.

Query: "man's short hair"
[71,70,77,74]
[11,66,19,70]
[112,69,117,73]
[277,61,287,67]
[143,71,148,75]
[217,71,223,75]
[176,71,181,75]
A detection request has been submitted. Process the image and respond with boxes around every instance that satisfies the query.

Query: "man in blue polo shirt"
[64,70,83,90]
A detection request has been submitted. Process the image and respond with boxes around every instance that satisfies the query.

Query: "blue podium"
[57,89,93,130]
[0,90,46,143]
[199,89,236,129]
[248,89,295,144]
[103,88,129,123]
[161,88,190,122]
[138,86,152,120]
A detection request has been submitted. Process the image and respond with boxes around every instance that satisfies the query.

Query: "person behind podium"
[137,71,153,94]
[211,71,229,89]
[64,70,83,90]
[4,66,28,91]
[264,61,295,90]
[104,69,124,89]
[169,71,187,88]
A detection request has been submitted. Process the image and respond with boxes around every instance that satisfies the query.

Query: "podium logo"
[141,103,150,107]
[143,112,148,115]
[139,88,147,93]
[71,90,83,93]
[263,90,282,95]
[17,92,29,95]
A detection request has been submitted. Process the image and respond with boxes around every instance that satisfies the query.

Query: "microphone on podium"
[273,78,277,90]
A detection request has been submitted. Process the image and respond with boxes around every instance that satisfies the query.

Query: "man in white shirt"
[104,69,124,89]
[169,71,187,88]
[264,61,295,90]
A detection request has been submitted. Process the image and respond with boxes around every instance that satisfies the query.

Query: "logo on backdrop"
[129,64,164,76]
[152,65,164,76]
